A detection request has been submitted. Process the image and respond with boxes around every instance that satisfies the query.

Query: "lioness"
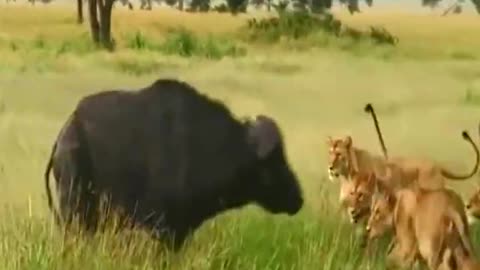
[466,187,480,224]
[326,103,480,190]
[366,182,418,268]
[340,171,391,249]
[439,217,480,270]
[366,181,473,270]
[341,172,376,224]
[413,188,473,270]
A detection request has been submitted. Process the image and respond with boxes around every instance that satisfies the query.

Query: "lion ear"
[326,136,333,146]
[344,135,352,148]
[367,173,376,187]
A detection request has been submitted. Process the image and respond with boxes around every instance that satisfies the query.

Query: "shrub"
[160,28,246,59]
[241,12,345,43]
[240,11,399,49]
[368,26,399,46]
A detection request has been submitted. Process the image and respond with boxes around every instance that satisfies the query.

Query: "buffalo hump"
[45,78,303,250]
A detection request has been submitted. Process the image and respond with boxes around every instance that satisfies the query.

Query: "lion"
[466,187,480,224]
[366,181,473,270]
[326,103,479,191]
[340,171,389,249]
[366,182,418,268]
[413,188,473,270]
[340,171,376,225]
[439,217,480,270]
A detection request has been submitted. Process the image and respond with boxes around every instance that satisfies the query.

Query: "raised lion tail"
[441,130,479,181]
[364,103,388,160]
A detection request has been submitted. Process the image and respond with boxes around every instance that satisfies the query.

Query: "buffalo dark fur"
[45,79,304,250]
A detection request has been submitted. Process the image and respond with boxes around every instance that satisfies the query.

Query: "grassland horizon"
[1,4,480,270]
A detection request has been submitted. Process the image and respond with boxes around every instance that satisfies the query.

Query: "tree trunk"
[87,0,115,49]
[77,0,84,24]
[267,0,271,11]
[179,0,184,10]
[98,0,114,50]
[88,0,100,43]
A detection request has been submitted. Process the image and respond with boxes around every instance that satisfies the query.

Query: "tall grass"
[1,3,480,270]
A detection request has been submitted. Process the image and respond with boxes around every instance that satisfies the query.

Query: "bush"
[160,28,246,59]
[368,26,398,46]
[241,11,399,48]
[241,12,344,43]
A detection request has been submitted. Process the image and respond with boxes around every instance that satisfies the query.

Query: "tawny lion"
[326,103,480,191]
[366,181,475,270]
[466,187,480,224]
[439,216,480,270]
[340,171,375,224]
[340,171,391,249]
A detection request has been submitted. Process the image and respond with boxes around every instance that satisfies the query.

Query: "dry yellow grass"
[1,3,479,52]
[0,4,480,269]
[336,10,480,51]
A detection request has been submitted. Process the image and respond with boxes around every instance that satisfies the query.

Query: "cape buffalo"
[45,79,304,250]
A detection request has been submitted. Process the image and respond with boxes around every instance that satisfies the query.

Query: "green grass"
[1,3,480,270]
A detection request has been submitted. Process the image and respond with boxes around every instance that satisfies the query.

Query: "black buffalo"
[45,79,303,249]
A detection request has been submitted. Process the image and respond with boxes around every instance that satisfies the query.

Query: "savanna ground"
[1,3,480,269]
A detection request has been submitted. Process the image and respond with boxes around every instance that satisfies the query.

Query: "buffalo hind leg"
[54,148,99,236]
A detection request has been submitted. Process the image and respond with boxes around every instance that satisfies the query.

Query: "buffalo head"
[246,115,304,216]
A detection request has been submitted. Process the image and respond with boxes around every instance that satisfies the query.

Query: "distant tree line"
[75,0,480,49]
[5,0,478,49]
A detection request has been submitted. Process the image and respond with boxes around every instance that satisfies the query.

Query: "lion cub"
[366,182,474,270]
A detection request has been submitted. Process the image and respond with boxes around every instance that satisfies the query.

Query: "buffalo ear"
[247,115,281,159]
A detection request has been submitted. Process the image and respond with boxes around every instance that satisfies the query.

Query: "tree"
[77,0,84,24]
[226,0,247,14]
[140,0,152,9]
[189,0,211,11]
[165,0,177,7]
[87,0,115,49]
[472,0,480,13]
[310,0,332,13]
